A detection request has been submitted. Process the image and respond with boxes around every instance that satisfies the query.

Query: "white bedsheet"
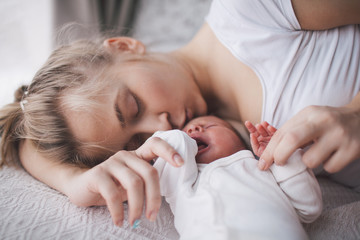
[0,166,179,239]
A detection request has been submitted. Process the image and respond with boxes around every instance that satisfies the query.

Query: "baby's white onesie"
[153,130,322,240]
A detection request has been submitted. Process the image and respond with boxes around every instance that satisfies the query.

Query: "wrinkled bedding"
[0,166,179,240]
[1,166,359,239]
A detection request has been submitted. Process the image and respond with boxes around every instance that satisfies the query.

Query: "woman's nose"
[138,112,172,133]
[157,112,172,131]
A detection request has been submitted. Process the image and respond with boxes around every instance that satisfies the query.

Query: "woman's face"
[63,57,207,156]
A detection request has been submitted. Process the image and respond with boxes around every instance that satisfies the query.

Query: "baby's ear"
[103,37,146,54]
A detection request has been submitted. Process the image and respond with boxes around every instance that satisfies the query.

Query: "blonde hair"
[0,38,137,168]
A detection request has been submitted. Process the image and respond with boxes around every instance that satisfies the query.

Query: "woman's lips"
[179,109,193,129]
[186,108,193,124]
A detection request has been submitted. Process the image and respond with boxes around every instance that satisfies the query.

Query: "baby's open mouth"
[194,138,209,156]
[196,139,208,151]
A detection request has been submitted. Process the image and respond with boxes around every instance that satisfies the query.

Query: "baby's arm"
[152,130,198,214]
[246,121,322,222]
[269,149,322,223]
[270,150,322,223]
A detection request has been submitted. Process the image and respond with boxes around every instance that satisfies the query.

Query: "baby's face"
[182,116,245,164]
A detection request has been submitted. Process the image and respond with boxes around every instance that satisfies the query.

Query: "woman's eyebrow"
[114,100,125,127]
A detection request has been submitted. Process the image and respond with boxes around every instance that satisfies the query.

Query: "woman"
[1,0,359,228]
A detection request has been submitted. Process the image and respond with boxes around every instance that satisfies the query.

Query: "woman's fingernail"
[173,154,184,166]
[149,211,157,222]
[115,219,123,227]
[132,219,141,229]
[258,159,266,170]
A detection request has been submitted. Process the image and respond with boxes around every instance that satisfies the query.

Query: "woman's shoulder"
[207,0,300,31]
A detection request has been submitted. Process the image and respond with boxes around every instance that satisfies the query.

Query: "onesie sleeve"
[152,130,198,214]
[270,149,323,223]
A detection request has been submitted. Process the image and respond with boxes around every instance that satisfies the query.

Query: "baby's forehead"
[185,116,230,127]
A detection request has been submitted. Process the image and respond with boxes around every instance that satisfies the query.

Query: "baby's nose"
[186,125,203,134]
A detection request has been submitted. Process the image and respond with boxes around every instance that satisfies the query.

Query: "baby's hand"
[245,121,277,158]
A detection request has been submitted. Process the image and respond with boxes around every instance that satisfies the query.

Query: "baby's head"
[182,116,246,164]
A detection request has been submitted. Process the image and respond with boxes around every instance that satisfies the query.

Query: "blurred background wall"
[0,0,138,108]
[0,0,52,108]
[0,0,210,108]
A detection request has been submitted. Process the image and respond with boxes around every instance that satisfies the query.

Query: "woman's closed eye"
[131,92,142,119]
[115,90,142,127]
[125,91,140,120]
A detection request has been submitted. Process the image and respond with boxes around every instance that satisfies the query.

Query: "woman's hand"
[259,105,360,173]
[65,137,184,227]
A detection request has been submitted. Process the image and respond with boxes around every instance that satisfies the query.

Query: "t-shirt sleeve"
[207,0,301,31]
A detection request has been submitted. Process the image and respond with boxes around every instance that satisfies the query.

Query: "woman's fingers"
[133,137,187,221]
[259,106,323,169]
[135,137,184,167]
[301,134,337,169]
[81,137,185,227]
[90,165,126,226]
[121,151,161,223]
[104,154,146,226]
[311,129,360,173]
[322,146,358,173]
[102,137,183,225]
[260,105,360,172]
[105,150,162,226]
[260,122,317,170]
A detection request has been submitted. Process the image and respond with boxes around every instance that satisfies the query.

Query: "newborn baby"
[153,116,322,240]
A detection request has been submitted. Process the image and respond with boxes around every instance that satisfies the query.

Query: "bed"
[1,0,360,239]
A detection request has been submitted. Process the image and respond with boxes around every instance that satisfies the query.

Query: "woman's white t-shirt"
[206,0,360,127]
[206,0,360,189]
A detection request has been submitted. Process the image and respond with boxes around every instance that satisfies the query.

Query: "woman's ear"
[103,37,146,54]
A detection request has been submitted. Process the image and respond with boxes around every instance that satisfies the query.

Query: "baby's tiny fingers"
[245,121,261,139]
[267,125,277,134]
[256,123,268,137]
[261,121,269,129]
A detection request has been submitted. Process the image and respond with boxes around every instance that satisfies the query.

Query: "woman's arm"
[260,91,360,173]
[291,0,360,30]
[19,140,85,197]
[19,138,184,227]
